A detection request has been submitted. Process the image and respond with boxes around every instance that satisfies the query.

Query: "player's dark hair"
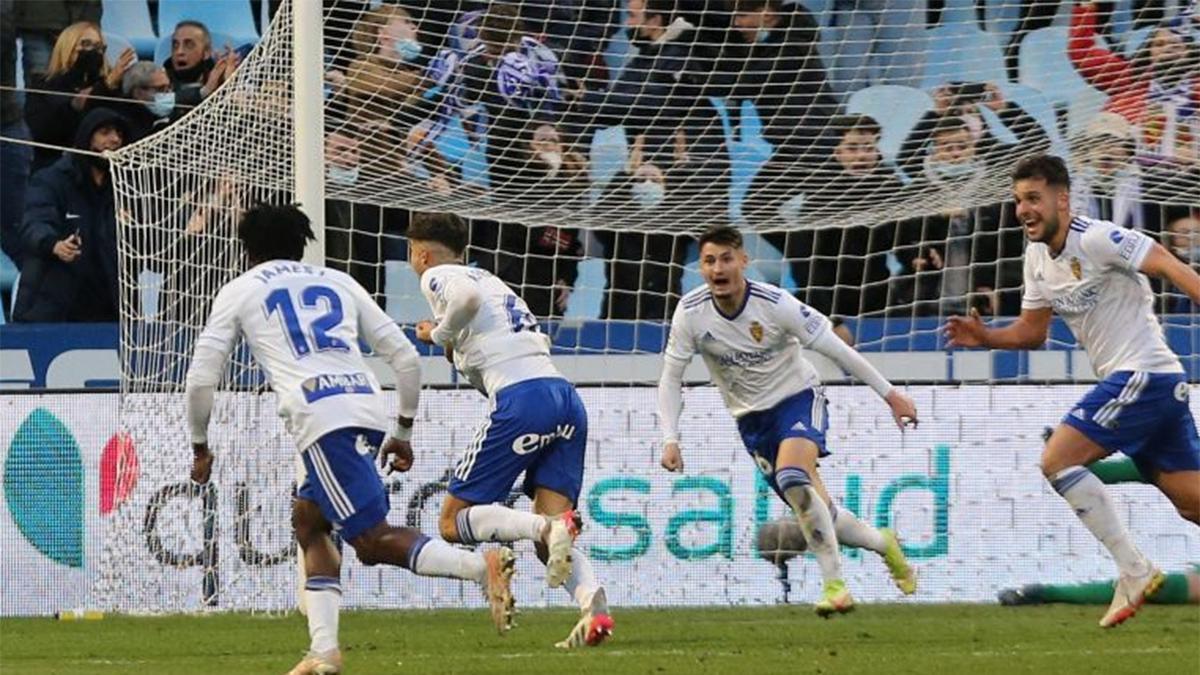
[932,115,969,137]
[698,225,744,251]
[408,211,469,255]
[1011,153,1071,189]
[237,203,315,263]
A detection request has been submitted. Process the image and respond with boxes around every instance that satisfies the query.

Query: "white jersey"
[420,264,559,396]
[190,260,405,449]
[664,281,831,418]
[1022,215,1182,379]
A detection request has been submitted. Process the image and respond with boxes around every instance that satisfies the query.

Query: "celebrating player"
[657,225,919,616]
[407,211,613,649]
[185,204,515,675]
[944,154,1200,628]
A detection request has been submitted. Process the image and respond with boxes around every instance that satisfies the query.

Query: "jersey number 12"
[264,285,350,357]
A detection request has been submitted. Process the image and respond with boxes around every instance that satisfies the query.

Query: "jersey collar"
[712,282,751,321]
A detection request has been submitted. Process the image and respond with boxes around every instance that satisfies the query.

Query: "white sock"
[777,467,842,582]
[410,535,487,583]
[303,577,341,654]
[832,504,888,554]
[561,547,604,613]
[456,505,547,545]
[1050,467,1148,575]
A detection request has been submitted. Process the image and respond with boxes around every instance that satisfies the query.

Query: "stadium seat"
[711,97,774,222]
[1122,26,1153,56]
[0,250,16,323]
[157,0,259,50]
[1066,86,1110,141]
[588,125,629,196]
[101,0,157,58]
[982,0,1021,37]
[846,85,933,164]
[787,0,831,27]
[920,24,1008,89]
[102,32,136,68]
[383,260,426,323]
[564,258,605,320]
[1018,27,1092,108]
[138,269,164,320]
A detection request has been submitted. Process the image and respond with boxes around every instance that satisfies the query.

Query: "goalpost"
[96,0,1199,614]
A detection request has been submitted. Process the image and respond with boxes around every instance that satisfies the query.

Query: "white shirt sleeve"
[658,303,694,444]
[426,273,481,347]
[352,281,421,420]
[1082,222,1153,272]
[185,284,242,444]
[775,292,831,347]
[1021,252,1051,310]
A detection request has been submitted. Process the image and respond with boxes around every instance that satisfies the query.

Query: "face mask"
[755,28,772,44]
[394,38,423,63]
[538,151,562,177]
[145,91,176,118]
[73,49,103,78]
[929,158,978,181]
[1174,244,1200,261]
[327,164,360,186]
[631,179,665,208]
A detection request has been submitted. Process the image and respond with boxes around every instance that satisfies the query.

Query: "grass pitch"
[1,604,1197,674]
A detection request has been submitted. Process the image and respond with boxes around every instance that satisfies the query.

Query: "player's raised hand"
[944,307,987,348]
[661,442,684,472]
[415,320,436,344]
[885,389,919,431]
[191,443,214,484]
[380,437,414,474]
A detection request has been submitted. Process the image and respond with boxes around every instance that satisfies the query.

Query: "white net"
[98,0,1199,613]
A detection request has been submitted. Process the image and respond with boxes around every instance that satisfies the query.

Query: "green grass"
[1,604,1197,674]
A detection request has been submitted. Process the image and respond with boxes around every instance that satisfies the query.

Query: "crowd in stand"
[0,0,1196,325]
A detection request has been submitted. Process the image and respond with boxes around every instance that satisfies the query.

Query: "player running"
[657,225,919,616]
[944,154,1200,628]
[185,204,515,675]
[407,211,613,649]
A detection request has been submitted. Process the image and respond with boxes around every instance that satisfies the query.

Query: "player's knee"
[438,513,461,543]
[291,501,328,547]
[352,535,384,566]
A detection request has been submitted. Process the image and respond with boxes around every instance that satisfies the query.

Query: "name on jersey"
[254,262,324,285]
[1049,283,1101,315]
[511,424,576,455]
[718,348,774,368]
[301,372,374,403]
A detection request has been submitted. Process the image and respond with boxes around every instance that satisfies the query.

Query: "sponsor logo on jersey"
[1118,235,1140,261]
[1050,283,1101,315]
[1070,257,1082,280]
[511,424,576,455]
[749,321,764,343]
[718,348,774,368]
[301,372,374,403]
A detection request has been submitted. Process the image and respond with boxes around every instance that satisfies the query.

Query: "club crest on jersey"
[1070,257,1082,280]
[749,321,764,343]
[302,372,374,403]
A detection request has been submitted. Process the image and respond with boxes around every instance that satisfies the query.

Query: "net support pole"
[293,0,324,265]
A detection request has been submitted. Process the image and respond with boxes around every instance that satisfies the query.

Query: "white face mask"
[538,151,562,177]
[631,179,665,208]
[145,91,175,118]
[327,165,360,186]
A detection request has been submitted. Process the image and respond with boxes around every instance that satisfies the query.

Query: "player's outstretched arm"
[1140,242,1200,306]
[657,356,687,472]
[944,307,1052,350]
[807,328,918,429]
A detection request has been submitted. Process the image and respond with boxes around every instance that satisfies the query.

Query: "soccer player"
[185,204,515,675]
[944,154,1200,628]
[657,225,919,616]
[407,211,613,648]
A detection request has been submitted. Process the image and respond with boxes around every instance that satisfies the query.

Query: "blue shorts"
[449,377,587,505]
[297,427,389,541]
[1062,371,1200,476]
[737,388,830,497]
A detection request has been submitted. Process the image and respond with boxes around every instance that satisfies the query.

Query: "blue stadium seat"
[383,261,426,324]
[1018,27,1093,107]
[921,24,1008,89]
[157,0,259,50]
[1122,26,1153,57]
[845,85,933,164]
[564,258,605,320]
[101,0,157,58]
[982,0,1021,37]
[102,32,136,68]
[0,251,17,323]
[1066,86,1110,141]
[588,126,629,197]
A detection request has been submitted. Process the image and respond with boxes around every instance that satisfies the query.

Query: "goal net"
[99,0,1199,613]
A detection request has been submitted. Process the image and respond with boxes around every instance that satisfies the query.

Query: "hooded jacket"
[13,107,128,322]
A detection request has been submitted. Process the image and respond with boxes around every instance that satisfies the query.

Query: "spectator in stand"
[13,108,128,322]
[1069,2,1199,164]
[339,4,428,128]
[1163,212,1200,313]
[24,22,135,171]
[708,0,839,167]
[119,62,176,142]
[471,220,584,319]
[1069,111,1169,231]
[500,121,589,201]
[12,0,100,91]
[165,20,239,112]
[754,115,905,316]
[898,82,1049,179]
[893,116,1023,317]
[1,0,32,270]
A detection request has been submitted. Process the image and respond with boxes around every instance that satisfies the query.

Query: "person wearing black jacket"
[14,107,129,322]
